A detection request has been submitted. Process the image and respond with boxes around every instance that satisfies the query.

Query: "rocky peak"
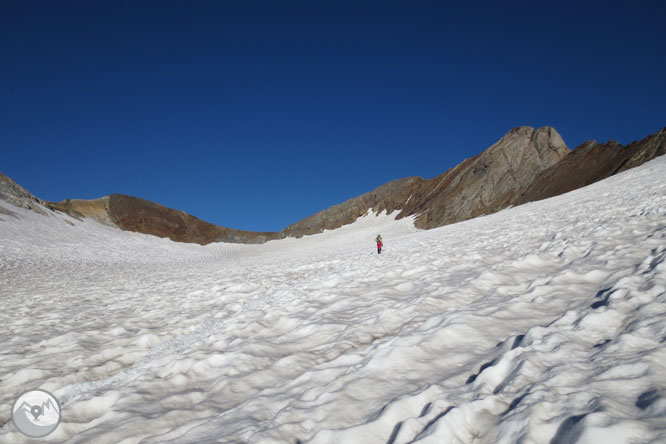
[408,126,570,228]
[533,126,569,156]
[489,126,568,159]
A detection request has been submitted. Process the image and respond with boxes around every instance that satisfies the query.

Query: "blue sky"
[2,1,665,232]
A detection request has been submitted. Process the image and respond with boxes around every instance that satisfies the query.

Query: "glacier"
[1,156,665,443]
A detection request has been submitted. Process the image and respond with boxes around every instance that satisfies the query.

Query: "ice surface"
[1,156,666,443]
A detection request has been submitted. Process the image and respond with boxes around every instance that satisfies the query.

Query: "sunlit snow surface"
[2,156,666,443]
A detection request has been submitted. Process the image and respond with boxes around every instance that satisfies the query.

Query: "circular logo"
[12,389,62,438]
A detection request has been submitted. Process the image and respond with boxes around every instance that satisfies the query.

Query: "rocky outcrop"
[515,127,666,205]
[0,172,48,216]
[49,194,279,245]
[618,128,666,171]
[47,196,117,227]
[402,126,570,228]
[108,195,278,244]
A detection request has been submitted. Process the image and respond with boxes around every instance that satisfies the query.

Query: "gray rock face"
[0,172,48,216]
[402,126,570,228]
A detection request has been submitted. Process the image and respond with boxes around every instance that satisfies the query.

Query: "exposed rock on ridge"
[49,194,279,245]
[47,196,117,227]
[0,172,48,216]
[0,177,278,244]
[280,177,422,237]
[515,127,666,205]
[403,126,570,229]
[282,126,570,235]
[2,126,663,244]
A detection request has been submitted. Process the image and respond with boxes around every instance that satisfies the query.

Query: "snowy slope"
[1,156,665,443]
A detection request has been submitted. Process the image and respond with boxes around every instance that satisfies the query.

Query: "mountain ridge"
[514,127,666,206]
[1,125,664,244]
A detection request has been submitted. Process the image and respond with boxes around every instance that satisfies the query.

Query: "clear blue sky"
[2,1,665,232]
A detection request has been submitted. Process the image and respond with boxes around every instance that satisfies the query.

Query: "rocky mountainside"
[47,195,278,244]
[0,172,49,216]
[282,126,570,235]
[402,126,569,229]
[1,126,664,244]
[0,174,276,244]
[515,128,666,205]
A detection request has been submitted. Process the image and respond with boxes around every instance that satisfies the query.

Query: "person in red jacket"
[376,234,383,254]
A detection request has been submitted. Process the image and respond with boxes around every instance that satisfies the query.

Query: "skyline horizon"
[4,122,663,233]
[3,1,665,231]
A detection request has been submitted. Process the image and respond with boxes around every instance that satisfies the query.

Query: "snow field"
[1,155,665,443]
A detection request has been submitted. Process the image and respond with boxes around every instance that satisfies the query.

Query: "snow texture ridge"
[1,156,666,443]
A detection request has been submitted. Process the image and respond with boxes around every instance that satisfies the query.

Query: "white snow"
[1,156,666,443]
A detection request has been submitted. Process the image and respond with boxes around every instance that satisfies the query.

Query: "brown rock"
[49,194,279,245]
[47,197,116,227]
[515,127,666,205]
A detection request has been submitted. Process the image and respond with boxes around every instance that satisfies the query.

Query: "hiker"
[376,234,383,254]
